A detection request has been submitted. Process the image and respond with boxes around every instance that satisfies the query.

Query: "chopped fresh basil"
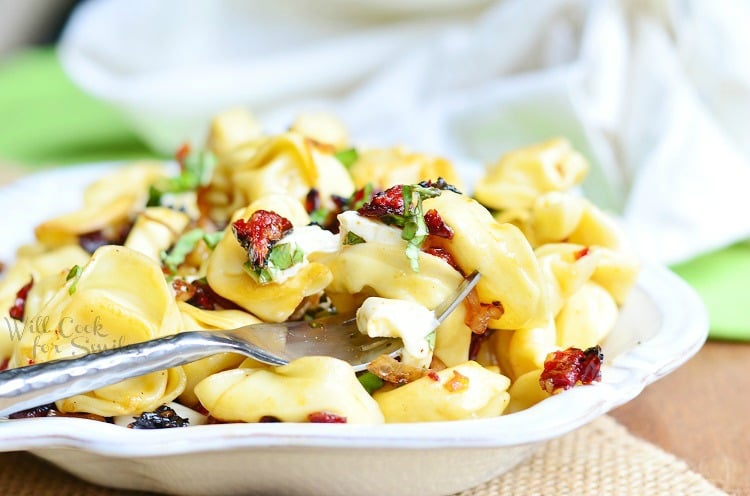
[268,242,304,270]
[333,148,359,169]
[349,183,373,211]
[386,184,440,272]
[184,151,217,186]
[161,228,223,273]
[343,232,366,245]
[147,150,217,206]
[202,231,225,250]
[357,371,384,394]
[243,261,274,284]
[411,184,442,201]
[243,242,305,284]
[147,185,163,207]
[162,229,204,273]
[425,331,436,351]
[309,208,330,226]
[66,265,83,295]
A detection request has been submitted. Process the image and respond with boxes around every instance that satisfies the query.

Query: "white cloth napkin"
[59,0,750,264]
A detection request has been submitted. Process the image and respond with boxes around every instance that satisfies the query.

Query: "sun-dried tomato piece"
[443,370,470,392]
[304,188,321,214]
[424,209,454,239]
[175,142,191,169]
[579,346,604,384]
[423,247,460,272]
[259,415,282,423]
[232,210,294,267]
[426,370,440,381]
[308,411,347,423]
[78,221,134,254]
[9,279,33,321]
[185,279,239,311]
[78,230,110,254]
[574,246,590,260]
[539,345,603,394]
[463,289,503,335]
[357,185,404,218]
[367,354,425,385]
[417,178,462,194]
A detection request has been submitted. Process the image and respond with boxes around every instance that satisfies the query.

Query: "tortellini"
[176,302,261,408]
[423,191,547,330]
[324,242,471,367]
[0,245,90,360]
[34,162,166,248]
[290,112,349,149]
[204,130,354,224]
[206,195,334,322]
[473,138,588,211]
[1,110,642,424]
[348,147,464,192]
[206,107,264,160]
[12,246,186,416]
[497,244,638,380]
[194,356,384,424]
[124,207,191,262]
[374,362,510,422]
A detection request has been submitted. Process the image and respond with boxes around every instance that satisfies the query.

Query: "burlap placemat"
[0,416,726,496]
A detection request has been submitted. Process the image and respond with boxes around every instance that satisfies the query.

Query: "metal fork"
[0,271,480,417]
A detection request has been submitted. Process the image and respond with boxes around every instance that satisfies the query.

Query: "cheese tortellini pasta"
[0,109,639,425]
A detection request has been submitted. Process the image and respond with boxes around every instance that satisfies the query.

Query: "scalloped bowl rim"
[0,163,709,457]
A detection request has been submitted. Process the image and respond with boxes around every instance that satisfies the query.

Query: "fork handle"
[0,331,232,418]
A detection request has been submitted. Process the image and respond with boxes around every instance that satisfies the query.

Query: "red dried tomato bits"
[357,185,404,218]
[9,279,33,320]
[308,411,347,423]
[424,209,453,239]
[304,188,321,214]
[539,345,603,394]
[232,210,293,266]
[423,247,460,271]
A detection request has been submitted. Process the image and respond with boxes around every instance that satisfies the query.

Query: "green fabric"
[671,243,750,341]
[0,47,748,340]
[0,47,157,166]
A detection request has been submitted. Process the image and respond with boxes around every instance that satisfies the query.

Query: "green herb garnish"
[348,183,373,211]
[333,148,359,169]
[357,371,384,395]
[343,232,366,245]
[243,242,305,284]
[161,228,224,273]
[66,265,83,295]
[309,208,330,226]
[426,331,436,351]
[385,184,441,272]
[147,150,217,206]
[201,231,225,250]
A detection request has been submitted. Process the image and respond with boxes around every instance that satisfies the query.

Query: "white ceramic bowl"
[0,165,708,496]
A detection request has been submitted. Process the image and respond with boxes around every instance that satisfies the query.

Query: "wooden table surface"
[611,340,750,496]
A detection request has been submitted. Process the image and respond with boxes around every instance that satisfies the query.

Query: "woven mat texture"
[0,416,726,496]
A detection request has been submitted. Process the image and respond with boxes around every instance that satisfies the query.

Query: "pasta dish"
[0,109,639,426]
